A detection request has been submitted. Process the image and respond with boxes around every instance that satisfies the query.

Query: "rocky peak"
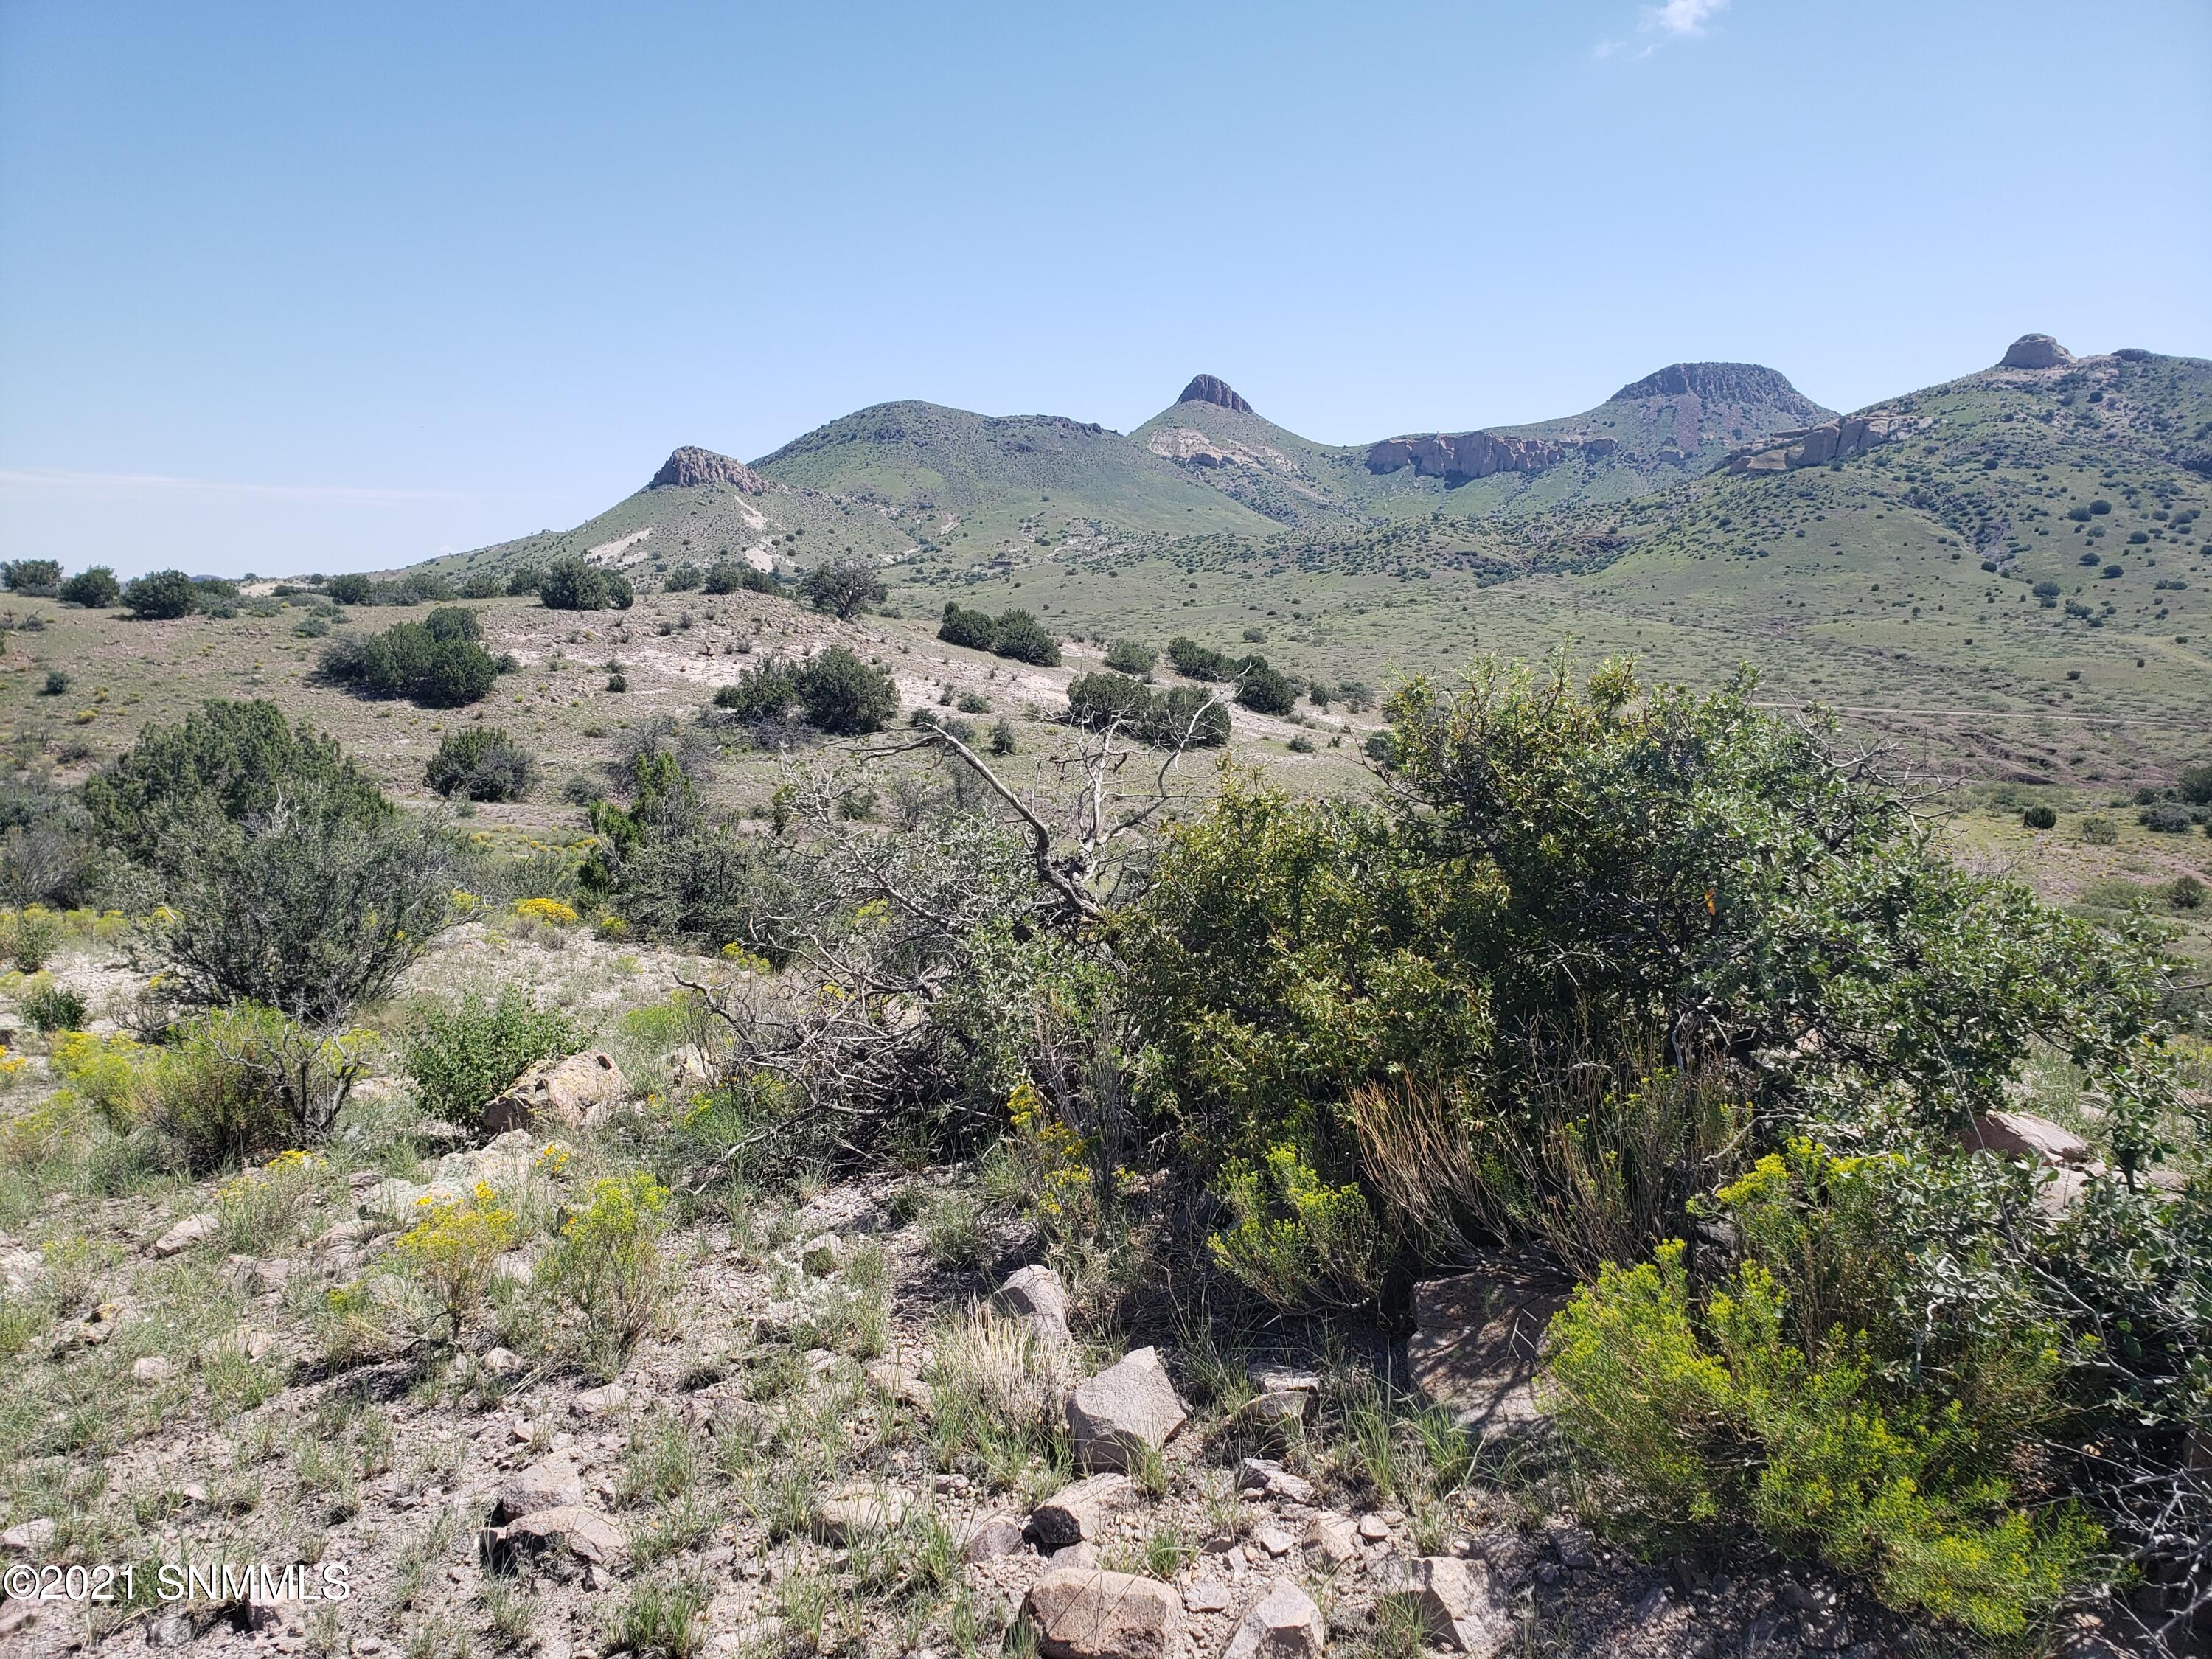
[1610,362,1812,408]
[650,446,765,492]
[1178,374,1253,414]
[2000,333,2072,370]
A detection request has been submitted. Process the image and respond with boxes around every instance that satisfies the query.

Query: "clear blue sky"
[2,0,2206,577]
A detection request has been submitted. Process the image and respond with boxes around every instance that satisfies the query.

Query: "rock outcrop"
[481,1051,625,1135]
[1720,414,1904,474]
[1365,428,1594,481]
[1380,1557,1514,1655]
[650,445,767,492]
[2000,333,2073,370]
[1407,1254,1569,1435]
[1178,374,1253,414]
[1611,361,1812,407]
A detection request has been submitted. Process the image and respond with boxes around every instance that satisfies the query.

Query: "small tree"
[58,566,121,608]
[799,557,886,620]
[796,647,898,735]
[1105,639,1157,676]
[539,557,633,611]
[324,572,372,605]
[425,726,537,801]
[939,602,998,650]
[122,568,196,619]
[990,608,1060,667]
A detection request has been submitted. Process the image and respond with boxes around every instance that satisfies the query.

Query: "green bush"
[2022,804,2057,830]
[139,1004,370,1170]
[1104,639,1157,676]
[710,658,799,723]
[321,608,496,708]
[1207,1144,1382,1309]
[1166,637,1233,681]
[794,647,897,736]
[538,557,634,611]
[580,743,795,948]
[1545,1142,2099,1641]
[540,1172,670,1369]
[403,987,586,1121]
[324,572,372,605]
[1,558,61,595]
[987,608,1060,667]
[425,726,536,801]
[20,978,88,1034]
[1234,661,1298,716]
[58,567,120,608]
[1064,671,1151,732]
[122,568,195,619]
[937,602,997,650]
[2179,762,2212,807]
[2168,874,2206,911]
[2078,814,2118,845]
[797,557,885,619]
[703,560,776,596]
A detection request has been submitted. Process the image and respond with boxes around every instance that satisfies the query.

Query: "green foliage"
[1103,639,1156,675]
[582,740,793,947]
[2021,804,2057,830]
[1062,673,1227,749]
[1207,1144,1382,1309]
[20,978,88,1034]
[2178,762,2212,807]
[57,566,120,608]
[320,608,497,708]
[395,1180,521,1336]
[324,572,372,605]
[794,646,898,736]
[538,556,635,612]
[938,602,997,650]
[402,986,585,1121]
[136,1004,370,1169]
[703,560,777,596]
[542,1172,669,1368]
[798,556,886,619]
[1,558,62,595]
[1234,660,1298,716]
[425,726,536,801]
[710,657,799,723]
[122,568,196,619]
[1546,1143,2100,1642]
[1166,637,1233,681]
[987,608,1060,667]
[86,699,390,866]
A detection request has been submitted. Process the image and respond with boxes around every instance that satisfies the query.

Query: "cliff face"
[1719,414,1907,473]
[1365,428,1602,481]
[1610,362,1818,410]
[1178,373,1253,413]
[650,446,766,492]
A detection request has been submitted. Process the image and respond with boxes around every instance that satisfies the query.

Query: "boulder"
[1964,1110,2093,1168]
[1236,1458,1314,1505]
[1237,1391,1313,1436]
[961,1512,1029,1562]
[998,1264,1071,1344]
[1067,1347,1187,1471]
[571,1382,627,1418]
[482,1347,522,1377]
[481,1051,625,1135]
[1305,1514,1359,1566]
[1023,1568,1179,1659]
[1030,1472,1135,1548]
[812,1489,910,1544]
[1406,1255,1569,1436]
[490,1451,585,1524]
[1222,1580,1326,1659]
[480,1506,627,1572]
[2001,333,2072,370]
[1184,1581,1234,1614]
[150,1214,218,1257]
[1379,1557,1512,1656]
[131,1356,172,1385]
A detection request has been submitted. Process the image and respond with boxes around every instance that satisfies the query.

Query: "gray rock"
[1184,1581,1234,1614]
[481,1506,627,1572]
[1237,1458,1313,1505]
[813,1489,909,1544]
[801,1234,844,1276]
[150,1213,218,1257]
[998,1264,1071,1344]
[866,1357,933,1411]
[1305,1514,1359,1566]
[131,1355,172,1384]
[1031,1472,1135,1548]
[491,1451,585,1524]
[1048,1541,1099,1569]
[1,1517,57,1554]
[1406,1255,1569,1437]
[1246,1365,1321,1395]
[2001,333,2072,370]
[960,1513,1029,1562]
[1068,1346,1187,1472]
[1222,1579,1325,1659]
[482,1346,522,1376]
[1237,1391,1313,1433]
[481,1050,625,1135]
[1023,1567,1179,1659]
[1379,1557,1513,1656]
[571,1382,627,1418]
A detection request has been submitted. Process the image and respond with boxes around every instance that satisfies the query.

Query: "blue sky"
[2,0,2206,577]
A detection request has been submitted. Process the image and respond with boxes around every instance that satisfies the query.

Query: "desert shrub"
[321,609,496,708]
[136,1004,370,1169]
[987,609,1060,667]
[2180,762,2212,807]
[703,560,776,596]
[323,572,372,604]
[1064,671,1151,732]
[581,743,795,948]
[937,602,997,650]
[403,987,586,1121]
[0,907,63,972]
[2079,815,2118,845]
[425,726,536,801]
[20,978,88,1034]
[395,1180,521,1337]
[709,658,799,724]
[0,778,100,908]
[1234,661,1298,717]
[794,647,897,736]
[1545,1142,2099,1642]
[2140,802,2195,834]
[86,700,389,865]
[58,567,120,608]
[1208,1144,1382,1309]
[540,1172,669,1368]
[797,557,885,620]
[925,1302,1073,1476]
[2169,874,2206,911]
[538,557,633,612]
[122,568,195,619]
[1104,639,1156,676]
[1,558,62,595]
[1166,637,1233,681]
[1062,675,1225,750]
[2023,804,2058,830]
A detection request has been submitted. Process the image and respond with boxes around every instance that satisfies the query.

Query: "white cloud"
[0,468,461,506]
[1596,0,1728,58]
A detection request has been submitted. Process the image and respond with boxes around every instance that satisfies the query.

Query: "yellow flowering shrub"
[394,1180,521,1337]
[512,897,580,927]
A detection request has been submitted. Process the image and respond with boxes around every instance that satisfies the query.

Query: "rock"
[1246,1366,1320,1395]
[310,1220,372,1256]
[1048,1541,1099,1569]
[1799,1609,1853,1651]
[571,1382,627,1418]
[1634,1586,1671,1624]
[2,1517,56,1554]
[801,1234,845,1276]
[1237,1458,1314,1505]
[1237,1391,1313,1435]
[481,1506,627,1571]
[1380,1557,1512,1656]
[1254,1524,1295,1558]
[131,1355,172,1384]
[961,1513,1029,1562]
[1549,1525,1597,1570]
[2001,334,2072,370]
[865,1358,933,1411]
[1031,1473,1135,1548]
[1184,1582,1234,1614]
[998,1264,1071,1344]
[1067,1347,1187,1471]
[650,447,767,493]
[813,1489,910,1544]
[1023,1568,1179,1659]
[483,1346,523,1376]
[1222,1579,1325,1659]
[1357,1515,1390,1543]
[491,1451,586,1524]
[0,1244,45,1295]
[150,1213,218,1257]
[492,1253,532,1288]
[1366,429,1570,483]
[1179,374,1253,415]
[481,1051,625,1135]
[1964,1110,2093,1168]
[1406,1255,1569,1436]
[1305,1515,1359,1566]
